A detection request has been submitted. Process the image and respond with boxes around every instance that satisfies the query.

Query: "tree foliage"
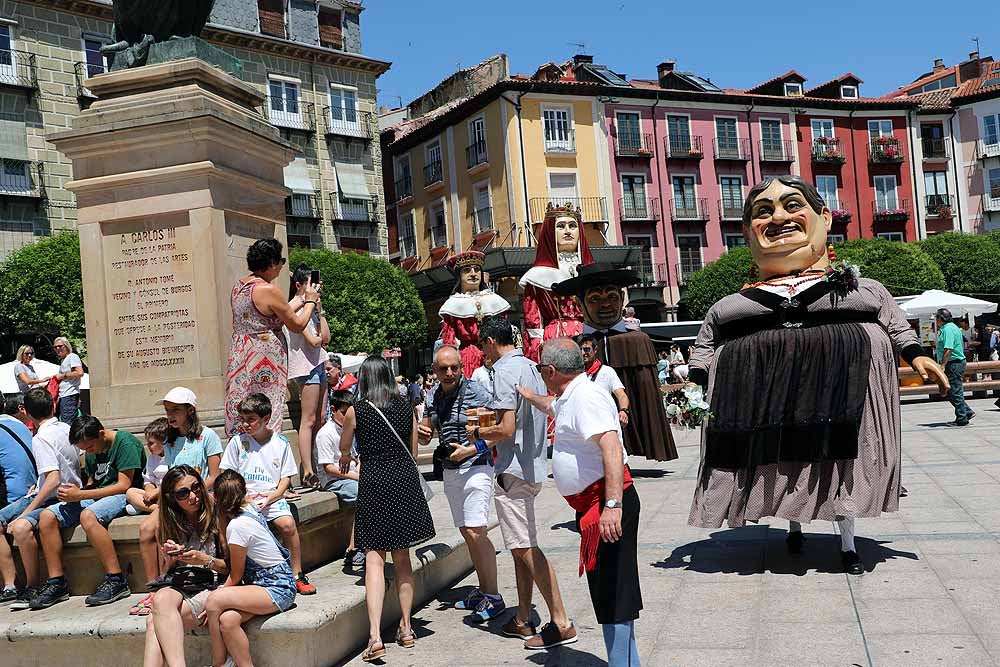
[835,238,946,297]
[918,232,1000,299]
[0,232,86,356]
[289,248,426,353]
[683,247,753,320]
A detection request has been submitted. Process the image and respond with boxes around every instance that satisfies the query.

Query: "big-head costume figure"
[439,250,510,378]
[686,175,948,574]
[519,203,595,361]
[553,263,677,462]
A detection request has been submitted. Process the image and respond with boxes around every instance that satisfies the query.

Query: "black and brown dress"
[687,276,928,528]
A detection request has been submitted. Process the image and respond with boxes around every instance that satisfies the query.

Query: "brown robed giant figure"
[553,264,677,462]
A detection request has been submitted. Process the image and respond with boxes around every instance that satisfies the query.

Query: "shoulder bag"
[365,400,434,501]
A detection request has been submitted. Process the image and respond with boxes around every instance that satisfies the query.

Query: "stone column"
[49,58,296,428]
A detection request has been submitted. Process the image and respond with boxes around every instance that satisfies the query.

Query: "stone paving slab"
[341,397,1000,667]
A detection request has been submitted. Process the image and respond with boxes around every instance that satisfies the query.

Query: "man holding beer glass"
[416,345,504,621]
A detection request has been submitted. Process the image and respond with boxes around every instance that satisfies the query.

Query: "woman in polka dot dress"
[339,355,435,661]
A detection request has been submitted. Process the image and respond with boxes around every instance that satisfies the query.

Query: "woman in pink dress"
[225,239,320,436]
[439,251,510,378]
[519,203,595,361]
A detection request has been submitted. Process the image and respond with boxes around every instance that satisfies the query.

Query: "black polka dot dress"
[354,396,436,552]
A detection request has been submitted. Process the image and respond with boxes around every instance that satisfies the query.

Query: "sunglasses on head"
[171,482,202,500]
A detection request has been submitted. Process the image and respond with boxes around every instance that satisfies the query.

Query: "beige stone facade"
[0,0,389,259]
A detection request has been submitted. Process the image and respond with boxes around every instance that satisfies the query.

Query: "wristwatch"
[605,499,621,509]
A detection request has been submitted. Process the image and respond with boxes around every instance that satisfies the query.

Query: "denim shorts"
[293,362,327,386]
[248,560,297,612]
[44,493,128,528]
[0,494,56,528]
[323,478,359,505]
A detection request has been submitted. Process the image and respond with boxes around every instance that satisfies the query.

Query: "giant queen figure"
[439,250,510,378]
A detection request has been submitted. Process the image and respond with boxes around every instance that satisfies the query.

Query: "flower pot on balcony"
[936,206,953,219]
[831,210,852,223]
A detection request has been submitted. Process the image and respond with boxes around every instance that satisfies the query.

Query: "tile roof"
[953,61,1000,100]
[805,72,863,95]
[905,88,957,110]
[743,70,807,94]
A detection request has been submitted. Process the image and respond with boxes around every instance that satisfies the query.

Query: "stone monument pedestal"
[49,58,296,428]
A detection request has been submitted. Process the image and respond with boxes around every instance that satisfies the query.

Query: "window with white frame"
[543,106,574,152]
[677,235,703,279]
[468,116,487,166]
[868,119,893,140]
[473,182,492,234]
[760,119,784,158]
[828,233,846,243]
[784,82,802,96]
[874,175,899,210]
[720,176,742,218]
[83,38,108,78]
[424,141,442,185]
[395,155,412,198]
[399,210,417,258]
[621,175,647,219]
[724,234,746,250]
[840,85,859,99]
[429,201,448,248]
[815,175,839,210]
[984,114,999,148]
[667,115,692,154]
[616,112,642,153]
[988,167,1000,205]
[924,171,949,215]
[672,176,697,217]
[715,117,739,156]
[0,24,13,82]
[268,78,303,129]
[548,172,578,203]
[877,232,905,242]
[625,235,654,282]
[329,84,359,134]
[811,119,835,140]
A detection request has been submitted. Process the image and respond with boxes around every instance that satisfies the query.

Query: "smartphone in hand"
[310,270,321,285]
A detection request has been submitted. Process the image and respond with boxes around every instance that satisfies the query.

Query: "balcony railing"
[615,132,654,158]
[978,140,1000,161]
[466,140,487,169]
[669,198,709,221]
[633,259,669,285]
[423,160,443,187]
[922,138,949,160]
[529,197,607,223]
[0,49,38,92]
[285,193,322,219]
[265,98,316,133]
[812,137,846,164]
[676,261,703,286]
[473,206,494,235]
[869,137,904,163]
[926,194,954,218]
[544,129,575,154]
[323,109,374,140]
[759,140,794,162]
[619,197,660,221]
[0,160,44,199]
[986,188,1000,212]
[395,174,412,201]
[713,138,751,161]
[332,195,379,223]
[74,61,106,99]
[718,199,743,221]
[872,199,910,223]
[664,135,704,159]
[430,223,448,249]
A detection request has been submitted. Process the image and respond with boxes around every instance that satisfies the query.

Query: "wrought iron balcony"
[74,61,106,99]
[713,138,751,161]
[922,138,950,160]
[632,258,667,285]
[544,129,575,154]
[978,140,1000,161]
[830,206,852,223]
[664,135,704,160]
[332,194,379,223]
[872,199,910,223]
[986,188,1000,212]
[619,197,660,221]
[529,197,607,224]
[0,160,45,199]
[265,98,316,133]
[615,132,654,158]
[0,49,38,92]
[759,140,794,162]
[812,137,846,164]
[285,193,321,219]
[395,174,412,201]
[869,137,904,163]
[676,261,702,286]
[718,199,743,221]
[466,140,487,169]
[669,198,709,221]
[323,108,374,140]
[423,160,443,187]
[473,206,494,235]
[925,194,954,218]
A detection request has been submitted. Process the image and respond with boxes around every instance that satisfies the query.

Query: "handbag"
[365,400,435,502]
[147,565,218,594]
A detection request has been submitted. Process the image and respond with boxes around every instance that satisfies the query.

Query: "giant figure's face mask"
[745,180,831,279]
[460,265,483,292]
[580,285,624,330]
[554,216,580,254]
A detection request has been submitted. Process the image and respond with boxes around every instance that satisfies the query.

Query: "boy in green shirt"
[30,415,145,609]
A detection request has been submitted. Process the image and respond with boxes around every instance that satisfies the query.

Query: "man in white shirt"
[577,334,630,426]
[518,338,642,667]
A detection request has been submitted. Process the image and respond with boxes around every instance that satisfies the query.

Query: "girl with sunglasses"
[143,465,227,667]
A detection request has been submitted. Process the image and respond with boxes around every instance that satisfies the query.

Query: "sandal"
[129,593,154,616]
[361,639,386,662]
[396,628,415,648]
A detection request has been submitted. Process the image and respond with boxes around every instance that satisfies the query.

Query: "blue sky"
[363,0,997,108]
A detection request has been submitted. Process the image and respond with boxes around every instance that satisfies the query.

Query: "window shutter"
[258,0,286,39]
[0,118,29,161]
[319,8,343,49]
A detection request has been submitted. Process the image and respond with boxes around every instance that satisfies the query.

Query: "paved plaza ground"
[341,396,1000,667]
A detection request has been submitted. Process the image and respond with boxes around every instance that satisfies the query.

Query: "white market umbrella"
[329,353,366,374]
[901,289,998,319]
[0,358,90,395]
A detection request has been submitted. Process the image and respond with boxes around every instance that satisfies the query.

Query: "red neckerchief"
[585,358,602,381]
[563,466,633,576]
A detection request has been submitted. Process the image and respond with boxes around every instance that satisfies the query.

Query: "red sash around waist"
[563,465,633,576]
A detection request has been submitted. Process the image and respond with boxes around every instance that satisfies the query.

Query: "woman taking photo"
[205,469,296,667]
[143,465,227,667]
[285,264,331,489]
[13,345,49,397]
[339,355,435,662]
[226,239,320,437]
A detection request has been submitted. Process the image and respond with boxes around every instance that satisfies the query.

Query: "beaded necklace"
[746,269,826,295]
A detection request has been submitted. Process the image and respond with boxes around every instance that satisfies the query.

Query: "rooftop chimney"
[657,59,677,86]
[970,51,980,60]
[933,58,945,71]
[959,51,983,83]
[573,54,594,65]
